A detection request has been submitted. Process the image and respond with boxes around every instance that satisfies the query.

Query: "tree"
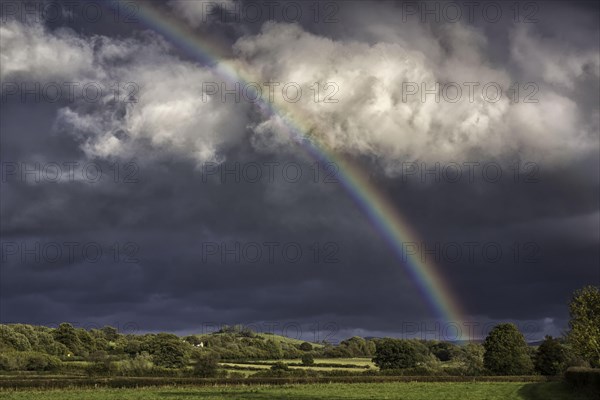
[372,339,419,370]
[184,335,203,346]
[301,353,314,366]
[568,286,600,367]
[123,338,142,357]
[264,339,284,359]
[22,352,61,371]
[483,323,534,375]
[0,325,32,351]
[535,336,566,375]
[270,361,289,371]
[150,334,189,369]
[192,351,220,377]
[53,323,82,355]
[101,326,119,342]
[299,342,313,352]
[429,341,460,362]
[76,329,96,356]
[340,337,373,357]
[457,343,485,376]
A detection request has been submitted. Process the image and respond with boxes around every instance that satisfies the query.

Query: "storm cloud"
[0,0,598,341]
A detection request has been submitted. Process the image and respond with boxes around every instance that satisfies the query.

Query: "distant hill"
[183,328,324,359]
[254,332,324,348]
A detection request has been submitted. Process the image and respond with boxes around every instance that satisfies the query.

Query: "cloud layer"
[2,14,598,172]
[0,2,598,338]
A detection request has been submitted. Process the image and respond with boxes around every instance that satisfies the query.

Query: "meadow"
[220,357,376,376]
[0,382,594,400]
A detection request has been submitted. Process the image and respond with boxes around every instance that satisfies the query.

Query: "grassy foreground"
[0,382,595,400]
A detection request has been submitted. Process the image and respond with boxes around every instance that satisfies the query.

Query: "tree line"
[0,285,597,378]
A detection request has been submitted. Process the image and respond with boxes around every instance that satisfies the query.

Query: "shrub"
[456,343,485,376]
[0,351,62,371]
[270,362,290,372]
[429,342,460,362]
[299,342,313,352]
[85,361,112,377]
[0,353,17,371]
[192,352,220,378]
[53,323,83,355]
[373,339,419,370]
[0,325,32,351]
[150,335,189,369]
[564,367,600,391]
[117,352,153,376]
[23,352,61,371]
[301,353,315,366]
[88,350,109,363]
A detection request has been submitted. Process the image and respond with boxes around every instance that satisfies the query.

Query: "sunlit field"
[0,382,595,400]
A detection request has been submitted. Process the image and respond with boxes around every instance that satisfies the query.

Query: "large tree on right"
[568,285,600,368]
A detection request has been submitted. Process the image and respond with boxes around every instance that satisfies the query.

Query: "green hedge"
[0,375,554,389]
[565,367,600,391]
[0,352,61,372]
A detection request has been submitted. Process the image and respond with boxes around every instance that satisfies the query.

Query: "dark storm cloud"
[1,0,598,342]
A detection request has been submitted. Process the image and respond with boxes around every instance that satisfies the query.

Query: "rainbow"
[112,0,468,337]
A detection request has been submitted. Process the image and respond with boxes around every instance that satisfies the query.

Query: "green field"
[221,357,376,375]
[261,357,375,367]
[0,382,595,400]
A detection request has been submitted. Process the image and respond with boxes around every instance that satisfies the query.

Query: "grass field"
[0,382,595,400]
[263,358,375,367]
[220,357,375,376]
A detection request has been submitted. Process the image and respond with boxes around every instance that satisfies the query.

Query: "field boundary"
[0,375,559,389]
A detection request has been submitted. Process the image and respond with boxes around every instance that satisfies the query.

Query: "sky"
[0,0,599,343]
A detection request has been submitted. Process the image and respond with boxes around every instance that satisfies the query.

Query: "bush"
[88,350,109,363]
[192,352,220,378]
[429,342,460,362]
[564,367,600,391]
[299,342,313,352]
[85,361,112,377]
[301,353,315,366]
[116,352,153,376]
[456,343,485,376]
[0,326,32,352]
[0,353,18,371]
[0,351,61,371]
[270,362,290,372]
[150,335,189,369]
[373,339,419,370]
[23,352,61,371]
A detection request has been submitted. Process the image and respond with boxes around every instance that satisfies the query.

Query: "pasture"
[0,382,593,400]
